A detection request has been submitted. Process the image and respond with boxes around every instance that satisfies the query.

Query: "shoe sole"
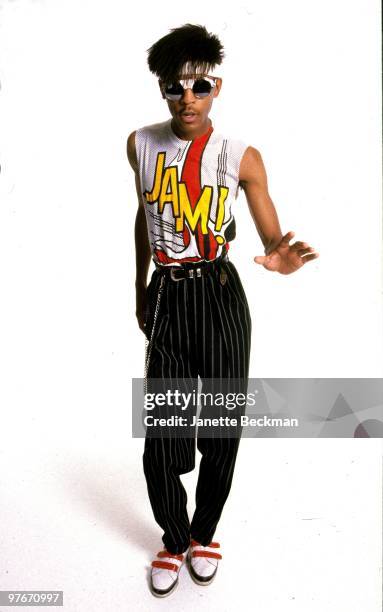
[150,576,179,598]
[187,553,218,586]
[150,558,187,598]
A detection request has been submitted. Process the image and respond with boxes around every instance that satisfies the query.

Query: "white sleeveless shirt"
[135,118,248,267]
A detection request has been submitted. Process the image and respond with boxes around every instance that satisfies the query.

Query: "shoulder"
[126,130,138,171]
[211,129,251,168]
[136,119,169,141]
[127,119,170,170]
[212,125,246,149]
[238,146,267,185]
[210,129,251,174]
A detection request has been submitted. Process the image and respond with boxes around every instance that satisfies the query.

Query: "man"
[127,23,319,597]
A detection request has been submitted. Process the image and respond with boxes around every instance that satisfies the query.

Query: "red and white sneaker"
[187,539,222,585]
[150,549,186,597]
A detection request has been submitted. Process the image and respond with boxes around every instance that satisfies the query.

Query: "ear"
[158,78,165,99]
[213,78,222,97]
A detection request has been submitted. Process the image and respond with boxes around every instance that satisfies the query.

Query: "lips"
[180,111,197,123]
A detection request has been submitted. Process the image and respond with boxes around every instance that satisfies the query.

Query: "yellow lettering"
[215,186,229,231]
[158,167,179,214]
[144,153,166,203]
[175,184,212,233]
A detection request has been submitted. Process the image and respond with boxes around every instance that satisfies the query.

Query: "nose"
[180,87,196,103]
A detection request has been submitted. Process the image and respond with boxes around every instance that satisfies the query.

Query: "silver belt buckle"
[169,266,203,281]
[187,268,202,278]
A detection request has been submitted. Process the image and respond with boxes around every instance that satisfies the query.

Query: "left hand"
[254,231,319,274]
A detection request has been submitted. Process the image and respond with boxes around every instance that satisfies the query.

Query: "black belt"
[154,253,228,281]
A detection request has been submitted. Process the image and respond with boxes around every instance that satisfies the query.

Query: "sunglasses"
[161,75,218,101]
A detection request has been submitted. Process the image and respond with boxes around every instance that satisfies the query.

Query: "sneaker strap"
[151,550,184,573]
[190,540,222,560]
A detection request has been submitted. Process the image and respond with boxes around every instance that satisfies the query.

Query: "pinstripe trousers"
[142,255,252,554]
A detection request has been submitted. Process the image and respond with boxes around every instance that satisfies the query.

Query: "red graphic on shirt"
[154,126,229,265]
[180,127,217,261]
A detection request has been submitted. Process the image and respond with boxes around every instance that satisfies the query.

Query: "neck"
[170,117,213,141]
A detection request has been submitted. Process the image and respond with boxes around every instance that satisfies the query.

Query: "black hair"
[146,23,225,84]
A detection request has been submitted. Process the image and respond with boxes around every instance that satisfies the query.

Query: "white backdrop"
[0,1,382,611]
[0,0,381,380]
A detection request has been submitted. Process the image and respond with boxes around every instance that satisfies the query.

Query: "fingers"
[296,246,315,256]
[290,240,319,263]
[279,230,295,246]
[282,234,318,256]
[254,255,267,264]
[301,253,320,263]
[292,240,309,251]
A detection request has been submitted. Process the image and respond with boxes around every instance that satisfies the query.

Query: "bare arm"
[239,146,319,273]
[126,131,152,331]
[239,146,283,255]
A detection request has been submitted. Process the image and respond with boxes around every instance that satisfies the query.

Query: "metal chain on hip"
[143,273,165,397]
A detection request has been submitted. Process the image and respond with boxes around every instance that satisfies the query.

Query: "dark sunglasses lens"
[164,82,184,98]
[193,79,213,97]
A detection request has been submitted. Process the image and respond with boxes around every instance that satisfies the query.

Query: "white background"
[0,0,382,610]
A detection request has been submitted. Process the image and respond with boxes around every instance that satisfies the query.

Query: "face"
[159,73,222,136]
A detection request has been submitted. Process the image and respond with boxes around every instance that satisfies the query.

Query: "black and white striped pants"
[142,255,252,554]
